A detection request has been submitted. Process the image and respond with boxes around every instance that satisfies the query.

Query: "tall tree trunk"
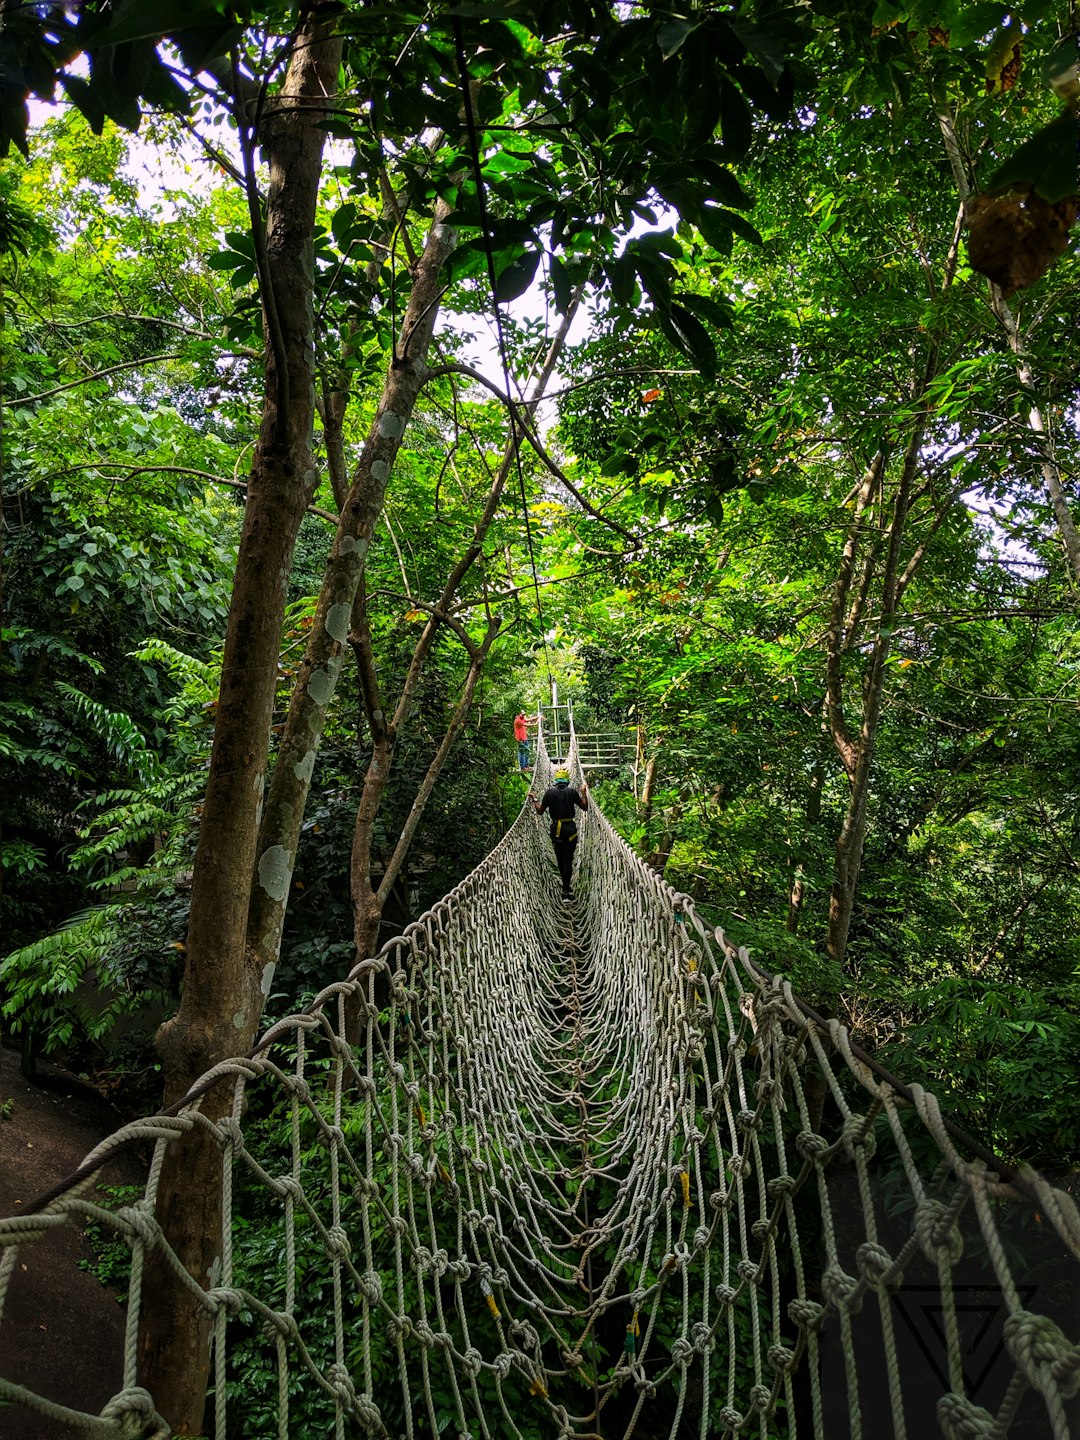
[638,753,659,857]
[350,615,500,968]
[140,12,341,1431]
[346,301,584,974]
[824,388,935,970]
[243,202,458,998]
[786,755,823,935]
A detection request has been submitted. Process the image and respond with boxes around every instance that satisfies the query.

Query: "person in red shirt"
[514,711,536,770]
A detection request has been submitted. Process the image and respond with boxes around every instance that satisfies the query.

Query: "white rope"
[1,724,1077,1437]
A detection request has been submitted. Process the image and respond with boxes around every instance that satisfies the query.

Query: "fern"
[0,904,123,1034]
[0,899,175,1055]
[131,638,217,704]
[58,683,157,785]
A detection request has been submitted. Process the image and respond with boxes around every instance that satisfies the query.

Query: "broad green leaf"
[987,116,1080,203]
[494,249,539,302]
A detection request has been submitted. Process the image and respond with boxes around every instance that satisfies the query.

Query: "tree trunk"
[244,202,459,999]
[140,12,341,1431]
[786,756,822,935]
[638,754,658,857]
[343,294,585,964]
[824,392,933,971]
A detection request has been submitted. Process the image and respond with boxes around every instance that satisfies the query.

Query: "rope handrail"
[1,731,1078,1439]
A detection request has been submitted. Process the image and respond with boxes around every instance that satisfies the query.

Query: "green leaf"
[718,77,753,161]
[707,206,762,246]
[986,117,1080,204]
[728,18,788,87]
[678,292,735,329]
[657,19,698,59]
[664,304,717,377]
[494,249,540,302]
[549,255,573,315]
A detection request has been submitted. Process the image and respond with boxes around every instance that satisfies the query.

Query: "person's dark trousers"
[552,838,576,894]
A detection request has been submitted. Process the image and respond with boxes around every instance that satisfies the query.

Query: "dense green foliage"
[2,0,1078,1176]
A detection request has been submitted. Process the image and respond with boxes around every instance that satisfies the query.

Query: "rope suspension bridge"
[1,725,1078,1439]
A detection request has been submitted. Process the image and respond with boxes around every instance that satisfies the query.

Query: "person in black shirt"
[532,768,589,898]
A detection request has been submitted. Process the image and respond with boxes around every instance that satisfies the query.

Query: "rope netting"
[1,725,1079,1440]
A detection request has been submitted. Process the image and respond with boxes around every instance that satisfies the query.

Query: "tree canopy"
[1,1,1078,1424]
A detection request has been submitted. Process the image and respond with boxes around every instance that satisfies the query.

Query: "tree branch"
[424,361,643,545]
[8,352,186,407]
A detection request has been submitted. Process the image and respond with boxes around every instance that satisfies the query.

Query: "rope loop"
[768,1343,796,1374]
[788,1296,825,1332]
[412,1244,433,1275]
[795,1130,830,1162]
[98,1386,170,1438]
[841,1112,877,1160]
[206,1286,245,1317]
[280,1074,311,1104]
[1004,1310,1080,1398]
[510,1318,541,1351]
[857,1240,900,1291]
[749,1383,773,1413]
[728,1152,752,1180]
[263,1309,300,1342]
[326,1224,351,1261]
[915,1199,964,1265]
[670,1337,694,1369]
[216,1114,245,1156]
[936,1393,1000,1439]
[691,1321,715,1355]
[271,1175,305,1205]
[358,1270,383,1305]
[821,1262,862,1315]
[115,1202,160,1250]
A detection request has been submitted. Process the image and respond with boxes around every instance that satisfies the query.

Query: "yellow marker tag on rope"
[480,1274,500,1319]
[415,1103,427,1127]
[438,1163,451,1185]
[681,1170,692,1209]
[529,1377,548,1399]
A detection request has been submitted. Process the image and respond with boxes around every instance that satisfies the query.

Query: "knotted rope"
[1,724,1077,1437]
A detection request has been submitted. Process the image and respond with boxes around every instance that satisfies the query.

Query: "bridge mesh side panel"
[2,732,1078,1438]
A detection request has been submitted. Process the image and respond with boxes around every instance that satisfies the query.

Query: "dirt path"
[0,1048,149,1440]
